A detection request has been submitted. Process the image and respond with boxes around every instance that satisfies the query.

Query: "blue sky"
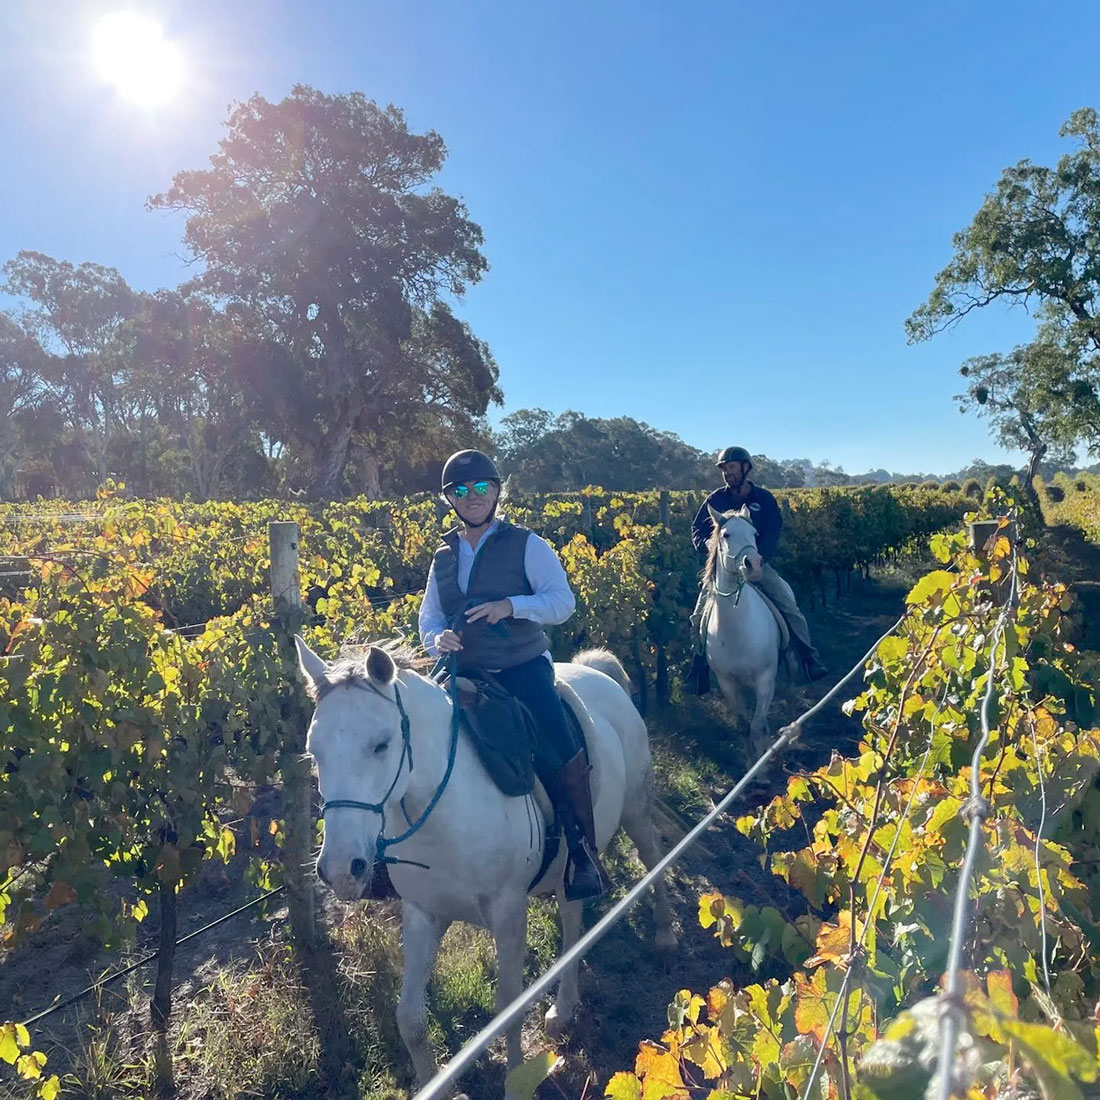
[3,0,1097,475]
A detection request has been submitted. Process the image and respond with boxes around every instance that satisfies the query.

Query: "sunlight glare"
[92,11,185,107]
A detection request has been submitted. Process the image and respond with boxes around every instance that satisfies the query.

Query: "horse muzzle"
[318,853,374,901]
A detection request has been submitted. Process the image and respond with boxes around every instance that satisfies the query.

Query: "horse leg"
[715,673,745,727]
[397,902,450,1091]
[621,772,677,957]
[491,893,529,1086]
[545,896,583,1039]
[748,664,778,757]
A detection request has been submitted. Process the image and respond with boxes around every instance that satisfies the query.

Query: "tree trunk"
[307,415,356,500]
[349,444,382,498]
[0,423,20,501]
[188,420,214,502]
[1024,442,1047,514]
[655,645,669,704]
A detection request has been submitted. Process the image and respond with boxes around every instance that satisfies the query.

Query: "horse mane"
[309,638,433,702]
[703,520,723,590]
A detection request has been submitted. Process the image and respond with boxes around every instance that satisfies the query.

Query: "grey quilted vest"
[432,521,550,672]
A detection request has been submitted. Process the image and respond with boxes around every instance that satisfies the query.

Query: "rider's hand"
[465,598,513,625]
[436,629,464,653]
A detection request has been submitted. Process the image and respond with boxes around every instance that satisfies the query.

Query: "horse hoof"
[656,929,678,958]
[749,738,772,764]
[544,1003,572,1040]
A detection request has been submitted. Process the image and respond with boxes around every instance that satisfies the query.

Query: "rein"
[320,655,461,872]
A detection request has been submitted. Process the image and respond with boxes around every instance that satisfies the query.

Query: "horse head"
[707,504,764,584]
[295,636,411,901]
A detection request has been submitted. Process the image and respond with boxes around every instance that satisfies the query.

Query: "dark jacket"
[691,483,782,561]
[431,521,550,672]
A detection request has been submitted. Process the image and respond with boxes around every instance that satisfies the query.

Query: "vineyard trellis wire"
[609,506,1100,1100]
[799,681,951,1100]
[934,528,1020,1100]
[18,886,287,1030]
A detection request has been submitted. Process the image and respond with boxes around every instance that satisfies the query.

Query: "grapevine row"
[0,482,972,1094]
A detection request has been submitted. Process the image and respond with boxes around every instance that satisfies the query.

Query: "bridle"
[318,659,461,872]
[712,535,759,602]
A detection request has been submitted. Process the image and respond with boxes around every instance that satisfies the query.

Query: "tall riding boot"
[546,751,611,902]
[795,640,829,682]
[683,591,711,695]
[366,860,399,900]
[684,653,711,695]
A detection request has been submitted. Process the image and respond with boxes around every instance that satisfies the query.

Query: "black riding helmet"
[441,449,501,492]
[715,445,753,468]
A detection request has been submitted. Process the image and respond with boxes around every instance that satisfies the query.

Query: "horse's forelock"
[309,660,370,703]
[703,512,757,589]
[308,640,433,704]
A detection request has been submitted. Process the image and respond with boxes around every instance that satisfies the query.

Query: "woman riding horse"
[418,448,609,901]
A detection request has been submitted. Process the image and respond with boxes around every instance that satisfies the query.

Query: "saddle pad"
[452,675,537,797]
[450,674,591,802]
[753,588,791,652]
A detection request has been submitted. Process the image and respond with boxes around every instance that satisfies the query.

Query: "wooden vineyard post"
[151,879,177,1095]
[655,490,671,704]
[631,630,648,716]
[270,521,317,948]
[969,518,1016,606]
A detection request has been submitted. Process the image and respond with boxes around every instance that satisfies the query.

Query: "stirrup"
[564,840,608,902]
[801,654,829,682]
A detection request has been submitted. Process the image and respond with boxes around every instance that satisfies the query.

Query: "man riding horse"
[418,449,609,901]
[686,445,828,689]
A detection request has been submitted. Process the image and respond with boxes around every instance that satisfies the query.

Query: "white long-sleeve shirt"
[418,520,575,660]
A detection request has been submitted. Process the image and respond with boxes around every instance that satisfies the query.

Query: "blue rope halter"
[319,655,461,872]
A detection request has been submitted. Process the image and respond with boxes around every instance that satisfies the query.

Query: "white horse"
[293,637,677,1097]
[703,506,783,753]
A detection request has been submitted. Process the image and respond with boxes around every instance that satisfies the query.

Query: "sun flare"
[92,11,185,107]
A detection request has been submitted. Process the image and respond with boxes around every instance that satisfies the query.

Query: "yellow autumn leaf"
[986,971,1019,1019]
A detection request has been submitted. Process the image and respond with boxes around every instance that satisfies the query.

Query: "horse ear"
[707,503,724,529]
[366,645,397,687]
[295,635,328,693]
[739,504,752,519]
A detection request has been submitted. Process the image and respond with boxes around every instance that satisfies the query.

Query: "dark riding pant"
[495,654,608,899]
[492,656,582,781]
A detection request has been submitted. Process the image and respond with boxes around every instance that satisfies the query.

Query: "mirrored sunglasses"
[452,480,492,500]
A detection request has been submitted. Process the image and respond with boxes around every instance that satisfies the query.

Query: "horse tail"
[572,647,634,695]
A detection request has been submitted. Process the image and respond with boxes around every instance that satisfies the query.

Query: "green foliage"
[611,511,1100,1100]
[1040,473,1100,545]
[909,108,1100,467]
[147,85,499,500]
